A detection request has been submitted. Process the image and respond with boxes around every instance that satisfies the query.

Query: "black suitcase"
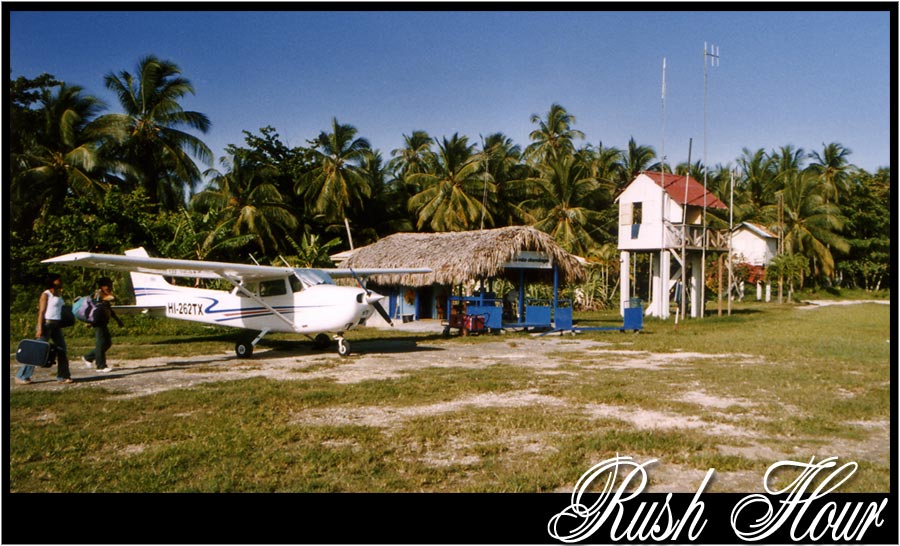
[15,339,55,367]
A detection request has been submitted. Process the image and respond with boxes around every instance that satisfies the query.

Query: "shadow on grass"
[720,307,765,316]
[260,335,446,358]
[148,333,235,346]
[69,337,446,386]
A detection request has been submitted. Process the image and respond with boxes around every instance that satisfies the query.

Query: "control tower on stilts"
[616,171,728,320]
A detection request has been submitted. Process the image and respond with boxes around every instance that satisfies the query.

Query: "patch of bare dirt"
[292,390,567,428]
[582,403,753,438]
[797,299,889,310]
[9,333,889,492]
[678,389,756,409]
[580,349,761,371]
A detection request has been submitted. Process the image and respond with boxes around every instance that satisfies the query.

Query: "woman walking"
[82,277,124,372]
[16,274,73,384]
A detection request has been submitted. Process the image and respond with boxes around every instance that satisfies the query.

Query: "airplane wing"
[42,251,432,282]
[328,268,433,278]
[42,252,294,282]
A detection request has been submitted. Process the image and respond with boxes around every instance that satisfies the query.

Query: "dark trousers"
[16,322,71,381]
[84,325,112,369]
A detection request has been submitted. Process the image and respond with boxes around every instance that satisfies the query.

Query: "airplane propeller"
[369,295,394,326]
[349,268,393,327]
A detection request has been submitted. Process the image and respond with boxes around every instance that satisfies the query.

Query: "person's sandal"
[58,378,75,384]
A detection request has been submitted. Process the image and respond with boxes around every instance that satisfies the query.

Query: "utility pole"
[701,41,719,319]
[680,139,692,323]
[777,191,784,303]
[728,167,737,315]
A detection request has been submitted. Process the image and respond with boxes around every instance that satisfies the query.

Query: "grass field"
[7,297,892,493]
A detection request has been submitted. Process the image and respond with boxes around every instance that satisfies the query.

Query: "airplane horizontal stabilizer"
[111,305,166,316]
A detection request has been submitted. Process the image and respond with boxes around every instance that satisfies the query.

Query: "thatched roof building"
[339,226,586,288]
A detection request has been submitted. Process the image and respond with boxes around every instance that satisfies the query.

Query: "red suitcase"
[15,339,55,367]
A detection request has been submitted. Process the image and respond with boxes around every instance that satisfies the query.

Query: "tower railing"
[663,221,728,250]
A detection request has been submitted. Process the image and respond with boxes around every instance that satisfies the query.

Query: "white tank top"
[44,289,64,321]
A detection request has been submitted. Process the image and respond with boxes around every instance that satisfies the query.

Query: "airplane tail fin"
[125,247,173,307]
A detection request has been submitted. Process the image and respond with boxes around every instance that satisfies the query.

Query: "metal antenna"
[700,42,719,319]
[480,135,489,231]
[661,57,667,177]
[660,56,668,306]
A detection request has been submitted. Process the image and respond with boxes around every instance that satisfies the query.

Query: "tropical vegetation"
[8,59,891,312]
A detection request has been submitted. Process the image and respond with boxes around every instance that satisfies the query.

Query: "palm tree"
[807,142,853,204]
[765,170,849,281]
[168,208,255,264]
[514,154,607,256]
[407,134,493,232]
[388,130,433,180]
[13,84,120,227]
[386,130,433,230]
[192,155,298,255]
[773,144,806,176]
[481,132,526,226]
[621,138,657,188]
[736,147,778,221]
[703,163,737,230]
[524,103,585,162]
[583,141,624,189]
[675,159,705,181]
[299,118,372,223]
[103,55,212,209]
[354,149,397,244]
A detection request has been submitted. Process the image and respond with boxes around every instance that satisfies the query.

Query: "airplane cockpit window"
[259,279,288,297]
[289,275,304,293]
[294,269,335,288]
[237,281,259,296]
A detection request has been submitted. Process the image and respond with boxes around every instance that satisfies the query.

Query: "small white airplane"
[42,247,431,357]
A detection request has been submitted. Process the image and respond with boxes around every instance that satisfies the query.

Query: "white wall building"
[731,222,777,266]
[616,172,728,319]
[730,222,778,301]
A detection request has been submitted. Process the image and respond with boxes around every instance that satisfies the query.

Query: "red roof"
[640,171,727,209]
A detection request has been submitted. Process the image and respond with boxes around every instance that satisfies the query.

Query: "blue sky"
[8,8,893,173]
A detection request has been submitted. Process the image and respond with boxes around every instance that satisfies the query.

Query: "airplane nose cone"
[365,292,385,305]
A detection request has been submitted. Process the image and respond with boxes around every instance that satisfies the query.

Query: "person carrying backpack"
[82,277,124,373]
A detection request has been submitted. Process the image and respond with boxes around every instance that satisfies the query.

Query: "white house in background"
[731,222,777,266]
[730,222,778,301]
[616,171,728,319]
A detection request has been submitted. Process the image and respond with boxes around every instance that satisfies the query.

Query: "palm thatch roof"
[339,226,586,287]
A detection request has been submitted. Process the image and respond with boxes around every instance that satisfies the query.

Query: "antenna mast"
[661,57,668,296]
[661,57,667,178]
[480,135,489,231]
[700,41,719,319]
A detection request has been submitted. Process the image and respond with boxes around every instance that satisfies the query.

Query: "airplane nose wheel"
[336,337,351,357]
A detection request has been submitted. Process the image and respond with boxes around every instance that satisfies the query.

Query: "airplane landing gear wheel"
[235,340,253,358]
[313,333,331,350]
[337,338,351,357]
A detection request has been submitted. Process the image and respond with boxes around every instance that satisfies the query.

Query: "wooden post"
[717,253,723,316]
